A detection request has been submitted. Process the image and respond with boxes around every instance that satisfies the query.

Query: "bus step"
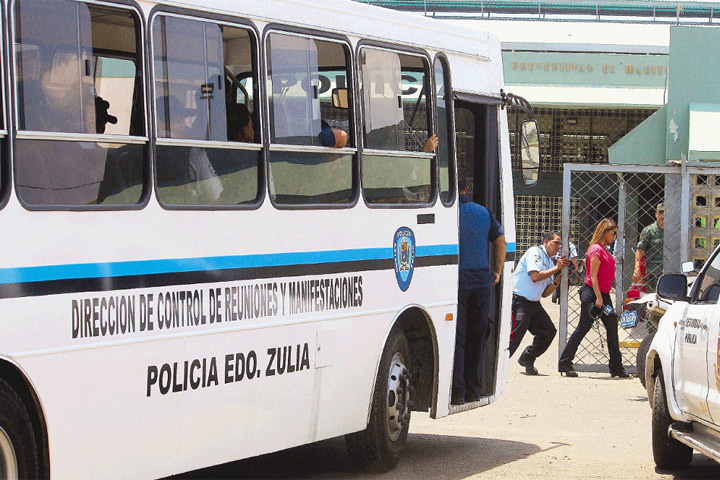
[449,397,490,414]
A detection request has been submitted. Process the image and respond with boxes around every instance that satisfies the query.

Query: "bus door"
[454,97,502,397]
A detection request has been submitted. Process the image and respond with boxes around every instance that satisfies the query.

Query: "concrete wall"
[665,26,720,162]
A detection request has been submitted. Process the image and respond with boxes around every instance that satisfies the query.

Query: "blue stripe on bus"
[0,244,459,285]
[506,242,516,253]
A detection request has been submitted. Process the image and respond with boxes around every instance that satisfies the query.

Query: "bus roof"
[152,0,497,63]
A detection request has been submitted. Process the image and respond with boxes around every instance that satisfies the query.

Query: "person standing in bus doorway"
[510,232,571,375]
[452,176,506,406]
[633,203,665,292]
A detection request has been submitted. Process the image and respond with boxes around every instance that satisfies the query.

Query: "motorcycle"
[623,292,669,388]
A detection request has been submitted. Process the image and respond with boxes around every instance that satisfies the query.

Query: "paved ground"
[182,299,720,479]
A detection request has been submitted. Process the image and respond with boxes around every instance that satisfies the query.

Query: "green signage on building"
[503,51,669,88]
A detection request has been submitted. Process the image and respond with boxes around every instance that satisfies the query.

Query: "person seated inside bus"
[318,119,347,148]
[95,96,143,204]
[198,102,258,204]
[95,95,130,203]
[156,95,224,203]
[226,103,255,143]
[94,95,118,134]
[16,76,111,205]
[19,81,49,131]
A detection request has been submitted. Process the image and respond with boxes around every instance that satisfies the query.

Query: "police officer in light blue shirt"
[510,232,570,375]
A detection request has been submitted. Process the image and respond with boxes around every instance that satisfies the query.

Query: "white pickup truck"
[647,254,720,469]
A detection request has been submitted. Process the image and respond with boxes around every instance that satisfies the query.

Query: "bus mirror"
[332,88,349,109]
[520,119,540,186]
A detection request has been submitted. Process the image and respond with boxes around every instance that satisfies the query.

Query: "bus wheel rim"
[386,352,409,442]
[0,425,18,480]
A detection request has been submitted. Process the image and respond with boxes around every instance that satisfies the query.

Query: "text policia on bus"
[0,0,539,478]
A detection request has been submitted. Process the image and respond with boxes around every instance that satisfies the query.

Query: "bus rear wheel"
[0,379,39,480]
[345,327,412,472]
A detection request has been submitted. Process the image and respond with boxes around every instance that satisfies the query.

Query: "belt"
[513,293,540,304]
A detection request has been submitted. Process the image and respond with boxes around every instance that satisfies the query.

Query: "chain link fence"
[509,107,656,254]
[559,164,688,373]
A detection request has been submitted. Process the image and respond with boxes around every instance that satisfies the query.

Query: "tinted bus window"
[152,15,260,206]
[360,48,433,204]
[14,0,146,207]
[434,57,454,204]
[266,33,354,205]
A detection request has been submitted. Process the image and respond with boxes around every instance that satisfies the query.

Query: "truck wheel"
[0,379,39,480]
[345,327,412,472]
[636,331,655,388]
[652,369,692,469]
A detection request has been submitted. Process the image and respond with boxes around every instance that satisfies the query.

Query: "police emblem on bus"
[393,227,415,291]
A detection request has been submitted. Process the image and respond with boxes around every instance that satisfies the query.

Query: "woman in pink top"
[558,219,628,378]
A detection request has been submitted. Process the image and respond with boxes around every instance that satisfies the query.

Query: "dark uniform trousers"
[509,294,557,364]
[452,286,491,400]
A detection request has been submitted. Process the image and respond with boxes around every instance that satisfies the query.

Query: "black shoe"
[451,394,465,406]
[466,394,481,403]
[611,371,630,378]
[559,368,578,378]
[518,357,539,376]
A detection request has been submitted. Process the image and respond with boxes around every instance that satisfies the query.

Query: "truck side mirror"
[520,119,540,186]
[657,274,689,302]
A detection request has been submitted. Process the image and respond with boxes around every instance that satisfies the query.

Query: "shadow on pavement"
[170,433,544,479]
[660,453,720,478]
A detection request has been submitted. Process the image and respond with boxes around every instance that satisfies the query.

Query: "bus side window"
[434,56,454,205]
[266,32,354,206]
[152,15,260,207]
[13,0,146,207]
[360,47,434,205]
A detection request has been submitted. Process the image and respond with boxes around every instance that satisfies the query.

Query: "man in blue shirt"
[510,232,570,375]
[452,176,506,405]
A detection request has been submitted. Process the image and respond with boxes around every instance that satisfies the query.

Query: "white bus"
[0,0,539,477]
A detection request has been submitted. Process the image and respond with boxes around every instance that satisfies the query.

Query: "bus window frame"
[149,7,264,211]
[262,24,358,210]
[0,1,11,211]
[433,52,456,207]
[10,0,151,211]
[356,40,437,210]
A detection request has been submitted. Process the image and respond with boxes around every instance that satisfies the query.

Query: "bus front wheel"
[345,327,412,472]
[0,379,39,480]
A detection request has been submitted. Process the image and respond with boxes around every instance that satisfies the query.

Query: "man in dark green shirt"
[633,203,664,291]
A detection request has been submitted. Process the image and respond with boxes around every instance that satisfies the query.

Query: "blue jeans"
[452,286,491,400]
